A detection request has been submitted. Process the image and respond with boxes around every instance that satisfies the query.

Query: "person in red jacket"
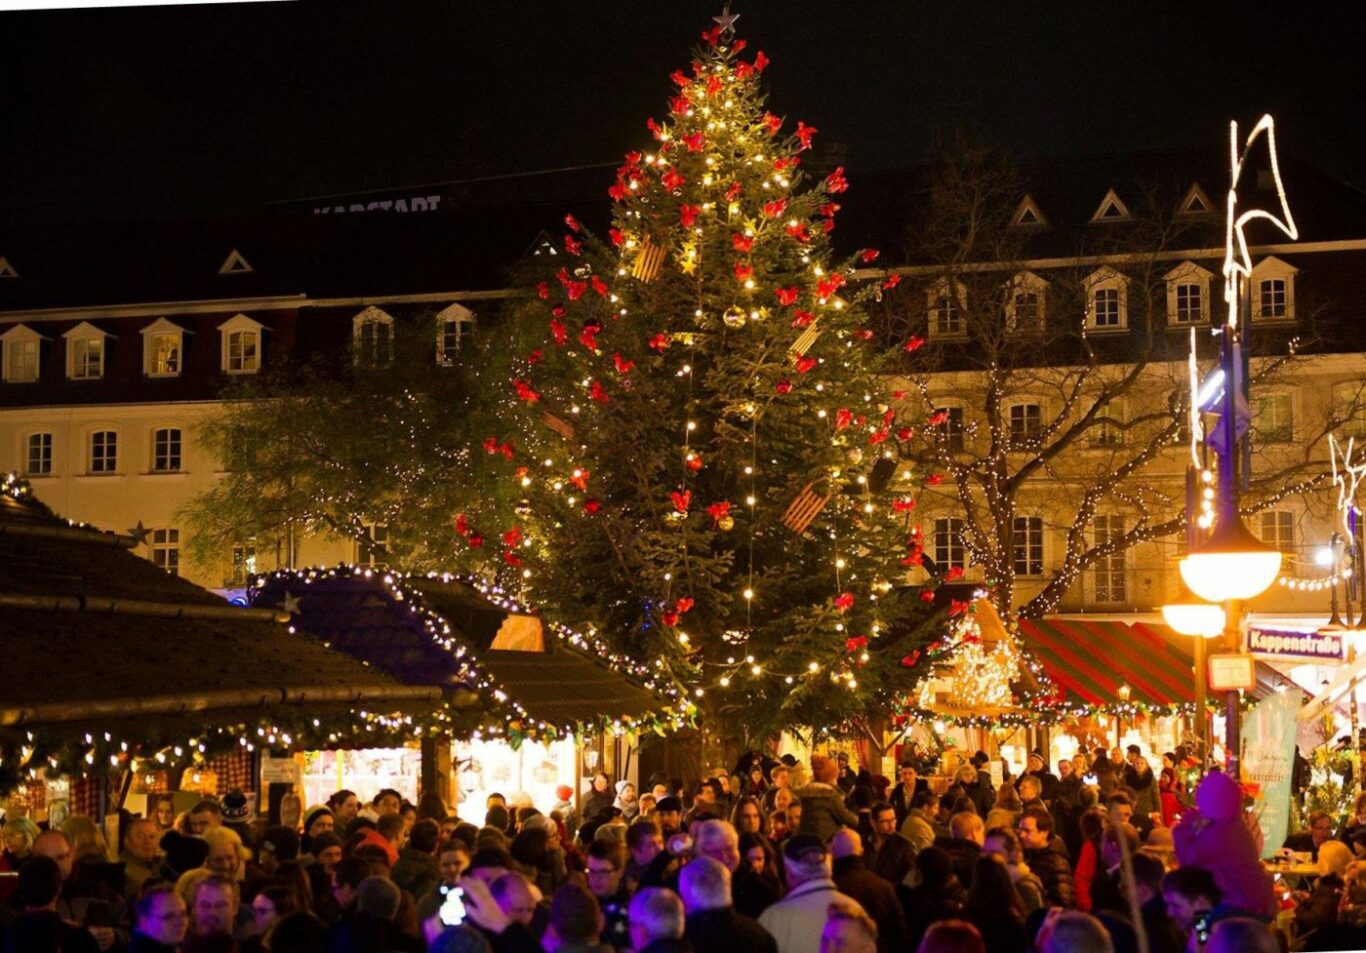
[1158,768,1184,829]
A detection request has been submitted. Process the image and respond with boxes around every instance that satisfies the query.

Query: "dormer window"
[1085,267,1129,331]
[218,314,265,374]
[435,303,476,365]
[1005,271,1048,332]
[1011,195,1048,228]
[1090,189,1133,223]
[353,306,395,367]
[141,318,188,378]
[1164,262,1215,327]
[926,277,967,338]
[1178,183,1215,217]
[1,324,42,383]
[1250,256,1297,323]
[63,321,111,381]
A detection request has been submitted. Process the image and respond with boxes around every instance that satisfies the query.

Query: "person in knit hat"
[793,756,858,843]
[300,805,335,856]
[1172,769,1276,920]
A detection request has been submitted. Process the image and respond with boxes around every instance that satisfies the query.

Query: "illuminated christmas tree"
[461,15,952,737]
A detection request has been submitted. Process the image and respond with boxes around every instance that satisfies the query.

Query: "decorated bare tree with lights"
[455,18,955,740]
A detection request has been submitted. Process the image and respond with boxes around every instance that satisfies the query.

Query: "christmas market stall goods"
[251,566,690,809]
[0,476,440,818]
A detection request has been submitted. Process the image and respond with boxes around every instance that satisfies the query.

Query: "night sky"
[1,1,1363,224]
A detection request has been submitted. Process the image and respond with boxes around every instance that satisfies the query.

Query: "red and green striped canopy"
[1019,618,1202,707]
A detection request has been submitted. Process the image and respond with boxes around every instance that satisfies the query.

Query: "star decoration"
[713,8,739,34]
[126,521,151,545]
[277,591,303,615]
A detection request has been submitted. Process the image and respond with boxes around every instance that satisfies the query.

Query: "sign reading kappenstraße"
[1248,626,1346,662]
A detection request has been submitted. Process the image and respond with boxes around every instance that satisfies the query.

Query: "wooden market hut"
[0,477,440,814]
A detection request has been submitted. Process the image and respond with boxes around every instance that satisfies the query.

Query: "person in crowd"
[764,766,791,813]
[151,797,176,835]
[1161,866,1219,947]
[624,821,663,890]
[686,780,721,826]
[981,827,1044,914]
[542,882,611,953]
[636,794,658,819]
[391,818,441,902]
[1017,807,1074,909]
[739,763,769,800]
[266,911,328,953]
[1173,770,1276,920]
[1285,810,1336,860]
[1086,823,1138,917]
[611,783,638,823]
[121,817,162,899]
[888,764,926,828]
[1294,838,1353,938]
[1,816,39,903]
[299,806,334,857]
[679,855,776,953]
[1022,752,1058,803]
[3,854,100,953]
[31,827,129,950]
[371,788,403,818]
[1157,768,1184,829]
[962,854,1027,953]
[1035,910,1113,953]
[326,790,359,832]
[1056,759,1083,811]
[351,813,403,868]
[933,812,983,889]
[794,757,858,843]
[866,802,914,887]
[129,883,188,953]
[915,919,984,953]
[946,765,991,819]
[653,798,684,839]
[190,873,245,942]
[510,822,568,896]
[736,832,783,917]
[731,797,767,838]
[819,898,878,953]
[489,870,542,932]
[1072,809,1106,912]
[324,874,421,953]
[248,883,296,944]
[627,887,689,953]
[829,828,905,953]
[769,809,792,844]
[180,801,222,837]
[986,783,1022,832]
[304,831,344,914]
[900,790,940,853]
[583,840,631,950]
[256,826,300,880]
[759,836,855,953]
[580,775,616,828]
[1016,775,1046,815]
[1127,852,1184,953]
[221,788,255,843]
[833,754,857,794]
[1205,916,1279,953]
[1338,791,1366,843]
[900,847,965,950]
[1124,753,1162,824]
[414,838,473,927]
[325,856,371,927]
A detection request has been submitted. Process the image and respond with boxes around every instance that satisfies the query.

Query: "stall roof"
[1019,617,1283,709]
[0,478,436,730]
[252,571,669,731]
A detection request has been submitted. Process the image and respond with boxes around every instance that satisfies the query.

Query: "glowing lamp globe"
[1162,590,1226,638]
[1179,516,1282,603]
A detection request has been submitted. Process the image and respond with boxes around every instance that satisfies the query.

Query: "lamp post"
[1178,115,1296,780]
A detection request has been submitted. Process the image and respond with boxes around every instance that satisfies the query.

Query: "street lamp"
[1177,114,1298,781]
[1162,589,1227,639]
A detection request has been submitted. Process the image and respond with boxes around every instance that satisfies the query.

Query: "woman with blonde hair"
[1293,839,1354,937]
[986,783,1022,831]
[60,814,110,863]
[202,824,251,881]
[0,817,40,902]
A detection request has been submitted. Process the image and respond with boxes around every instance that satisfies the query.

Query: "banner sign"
[1248,626,1345,662]
[1242,687,1305,858]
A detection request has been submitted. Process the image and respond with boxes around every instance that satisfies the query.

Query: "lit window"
[63,323,110,381]
[933,518,965,571]
[151,528,180,576]
[935,406,965,452]
[152,427,182,472]
[230,543,257,586]
[219,314,265,374]
[1086,268,1128,331]
[1250,257,1297,323]
[142,319,187,378]
[1165,262,1214,327]
[1009,403,1041,448]
[1012,516,1043,577]
[353,307,394,367]
[89,431,118,474]
[1253,394,1293,444]
[1257,510,1295,555]
[1093,515,1126,603]
[358,524,389,568]
[436,304,476,365]
[2,326,41,383]
[26,432,53,475]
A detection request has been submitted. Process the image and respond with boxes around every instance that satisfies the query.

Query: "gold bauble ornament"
[717,515,735,532]
[846,448,864,465]
[723,307,747,328]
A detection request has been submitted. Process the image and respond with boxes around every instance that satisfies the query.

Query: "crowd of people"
[0,744,1347,952]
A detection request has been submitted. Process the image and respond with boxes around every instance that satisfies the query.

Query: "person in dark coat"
[1018,807,1076,908]
[391,819,442,903]
[630,886,696,953]
[324,876,423,953]
[1130,853,1185,953]
[962,855,1029,953]
[945,764,993,819]
[867,803,916,886]
[888,764,928,827]
[830,829,907,953]
[678,857,776,953]
[793,756,858,843]
[3,855,100,953]
[580,774,616,827]
[932,811,984,889]
[899,847,966,950]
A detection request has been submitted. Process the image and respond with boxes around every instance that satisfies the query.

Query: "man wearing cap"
[1023,751,1060,803]
[758,836,858,953]
[654,797,684,838]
